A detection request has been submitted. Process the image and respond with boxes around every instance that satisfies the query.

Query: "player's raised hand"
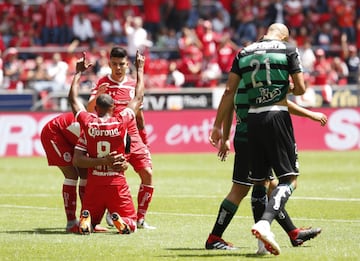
[135,50,145,70]
[76,52,93,74]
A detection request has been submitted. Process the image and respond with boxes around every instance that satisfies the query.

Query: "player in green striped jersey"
[206,79,325,253]
[207,23,326,255]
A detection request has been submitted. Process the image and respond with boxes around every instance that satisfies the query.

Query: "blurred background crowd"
[1,0,360,109]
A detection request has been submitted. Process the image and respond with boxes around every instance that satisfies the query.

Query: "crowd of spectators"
[0,0,360,109]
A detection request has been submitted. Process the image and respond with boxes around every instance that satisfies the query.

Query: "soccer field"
[0,151,359,261]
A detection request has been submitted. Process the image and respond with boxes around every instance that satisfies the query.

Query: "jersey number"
[250,57,271,88]
[97,141,111,157]
[95,141,111,172]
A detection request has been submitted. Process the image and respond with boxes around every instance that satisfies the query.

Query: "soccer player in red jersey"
[40,112,86,233]
[69,50,145,234]
[87,46,155,229]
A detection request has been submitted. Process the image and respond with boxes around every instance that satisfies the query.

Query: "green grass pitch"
[0,151,359,261]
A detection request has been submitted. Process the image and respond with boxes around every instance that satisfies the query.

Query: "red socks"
[137,184,154,221]
[78,178,87,205]
[62,179,78,222]
[288,228,301,240]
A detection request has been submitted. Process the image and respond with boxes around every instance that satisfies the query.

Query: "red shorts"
[82,182,137,227]
[127,148,152,172]
[127,133,152,172]
[41,126,74,166]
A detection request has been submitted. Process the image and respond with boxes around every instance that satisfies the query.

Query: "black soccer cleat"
[291,227,322,247]
[205,234,237,250]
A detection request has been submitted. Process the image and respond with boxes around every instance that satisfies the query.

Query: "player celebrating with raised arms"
[87,46,155,229]
[68,50,145,234]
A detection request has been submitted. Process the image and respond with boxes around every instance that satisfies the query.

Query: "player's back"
[43,112,80,146]
[76,112,132,185]
[82,115,128,159]
[238,40,294,107]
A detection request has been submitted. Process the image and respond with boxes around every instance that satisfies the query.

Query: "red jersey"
[41,112,80,166]
[89,74,152,172]
[90,75,144,153]
[48,112,80,145]
[90,75,135,115]
[75,108,135,186]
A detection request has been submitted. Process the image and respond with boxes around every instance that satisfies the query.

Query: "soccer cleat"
[111,212,131,234]
[105,211,114,227]
[205,234,237,250]
[256,240,270,255]
[137,219,156,230]
[79,210,92,235]
[251,220,281,255]
[291,227,322,247]
[66,220,79,233]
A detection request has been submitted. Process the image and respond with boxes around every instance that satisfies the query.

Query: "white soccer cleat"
[105,211,114,227]
[251,220,281,255]
[137,219,156,230]
[256,239,270,255]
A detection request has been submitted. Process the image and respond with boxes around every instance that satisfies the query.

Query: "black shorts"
[232,139,273,185]
[232,139,253,186]
[247,108,299,181]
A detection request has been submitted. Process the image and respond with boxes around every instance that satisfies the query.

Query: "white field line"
[1,194,360,202]
[0,194,359,223]
[0,205,358,223]
[149,212,360,224]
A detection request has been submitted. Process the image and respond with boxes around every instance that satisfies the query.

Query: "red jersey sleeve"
[74,132,87,153]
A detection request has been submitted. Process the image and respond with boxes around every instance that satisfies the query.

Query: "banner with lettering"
[0,108,359,157]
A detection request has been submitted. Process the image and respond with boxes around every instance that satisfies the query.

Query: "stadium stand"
[0,0,359,111]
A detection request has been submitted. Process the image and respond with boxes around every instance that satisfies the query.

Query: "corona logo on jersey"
[88,126,120,138]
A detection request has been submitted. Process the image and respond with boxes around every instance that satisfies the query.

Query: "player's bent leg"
[111,212,134,234]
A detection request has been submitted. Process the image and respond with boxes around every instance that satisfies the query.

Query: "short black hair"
[110,46,128,58]
[96,94,114,109]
